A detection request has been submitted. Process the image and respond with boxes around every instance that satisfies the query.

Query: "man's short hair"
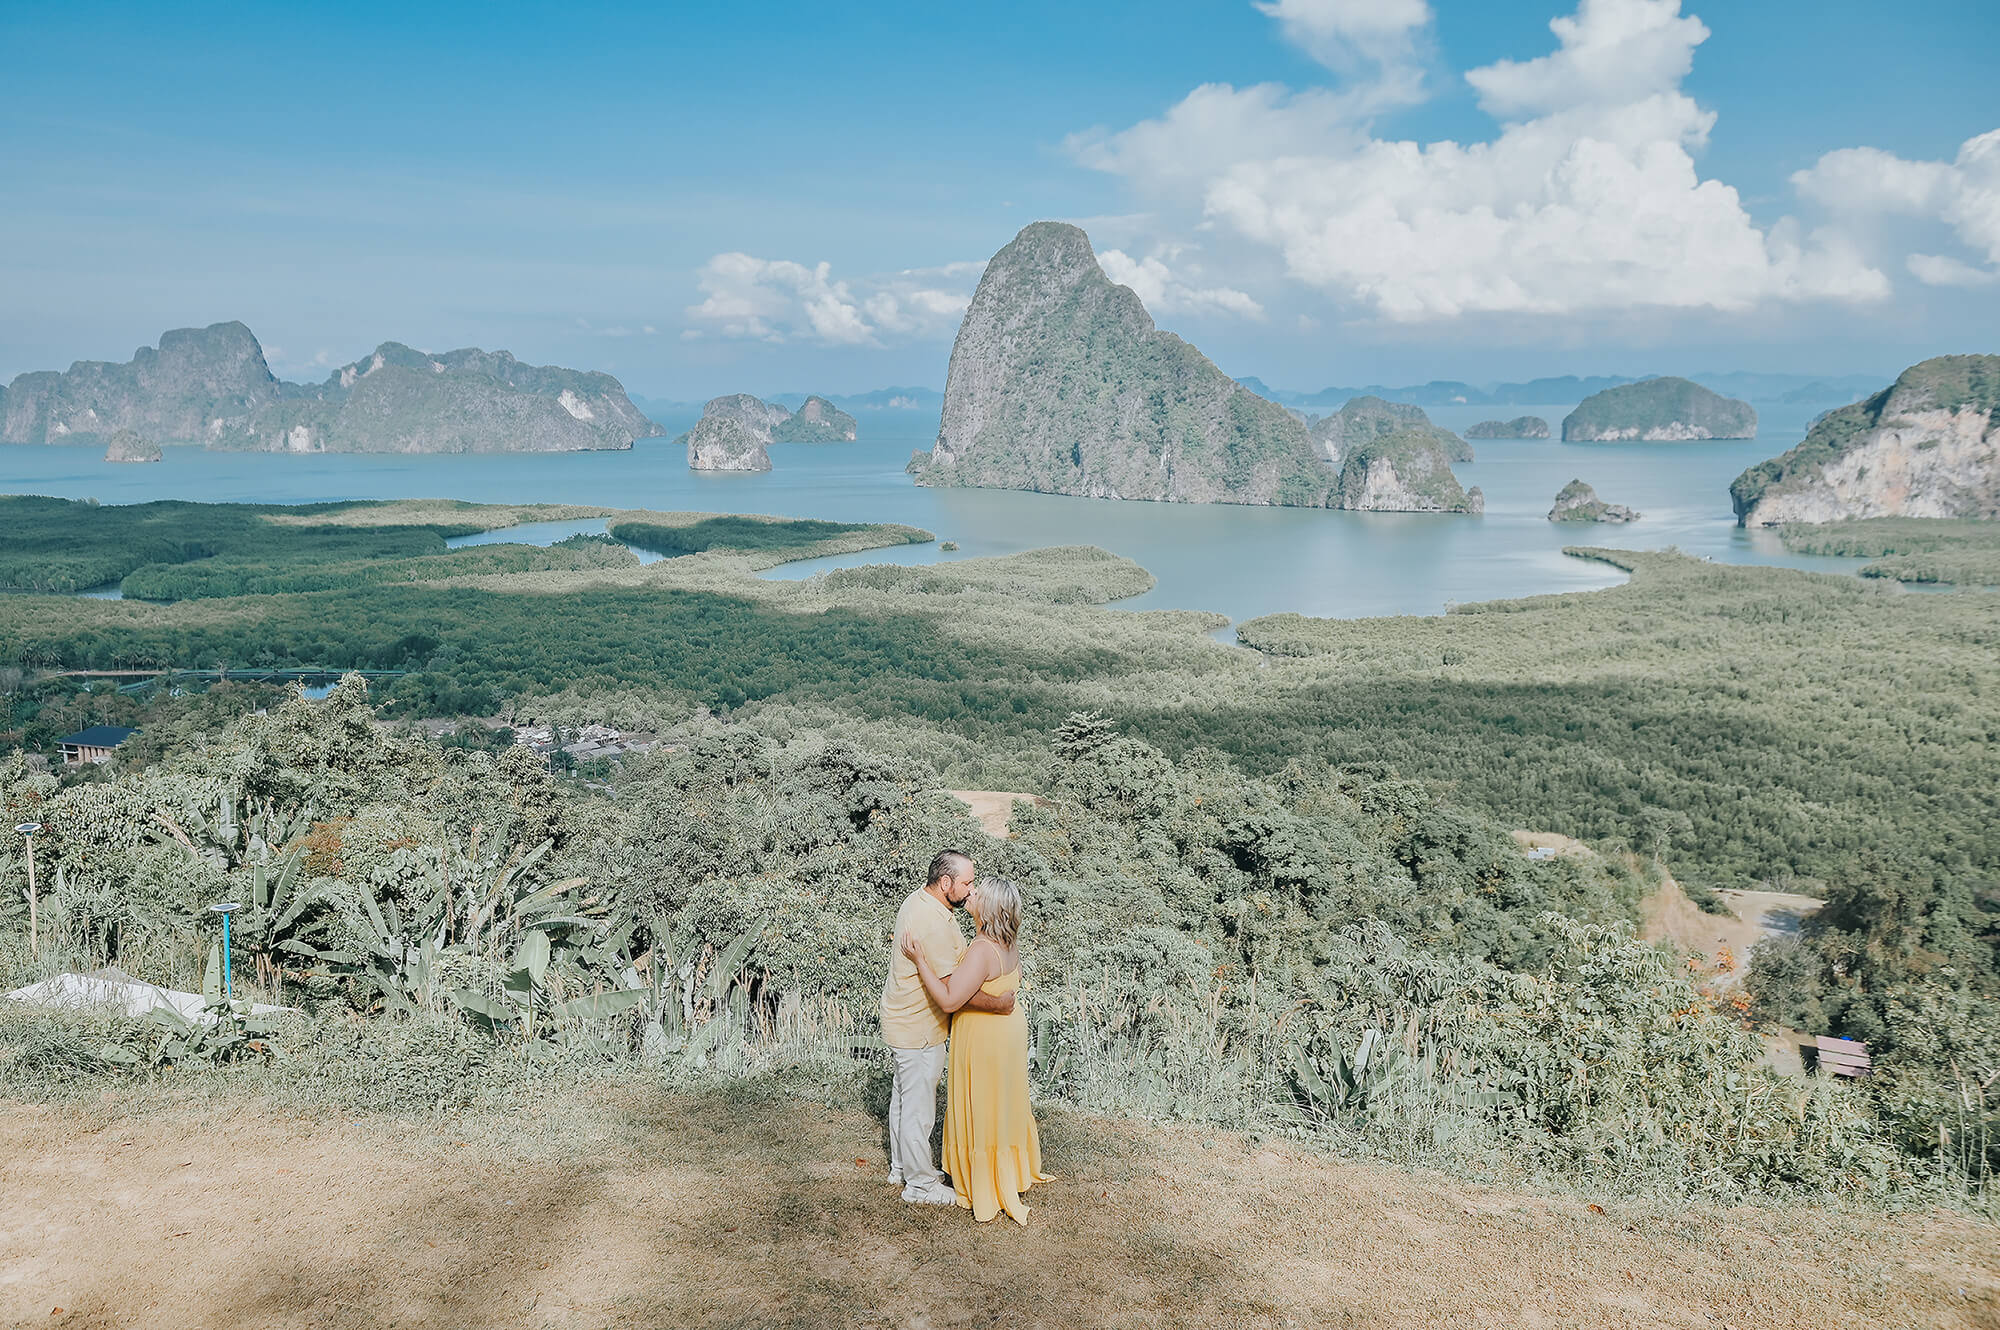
[927,849,973,886]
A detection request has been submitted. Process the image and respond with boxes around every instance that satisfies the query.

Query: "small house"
[59,725,139,766]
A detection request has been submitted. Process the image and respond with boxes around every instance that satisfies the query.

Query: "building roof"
[60,726,140,748]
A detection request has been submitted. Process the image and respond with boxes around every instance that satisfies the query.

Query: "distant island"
[0,322,659,454]
[1236,371,1885,412]
[770,394,858,443]
[679,392,859,470]
[1548,479,1638,523]
[1310,398,1481,513]
[1731,354,2000,526]
[102,428,161,463]
[1468,416,1550,440]
[908,222,1477,513]
[1562,378,1756,442]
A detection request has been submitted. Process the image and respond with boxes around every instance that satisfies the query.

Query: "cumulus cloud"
[685,254,971,345]
[1099,248,1266,319]
[1252,0,1433,110]
[1068,84,1370,197]
[1465,0,1708,119]
[1073,0,1889,322]
[1793,130,2000,279]
[1907,254,1998,288]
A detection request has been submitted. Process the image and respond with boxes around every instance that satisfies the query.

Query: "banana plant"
[150,791,316,872]
[449,923,646,1040]
[136,940,282,1066]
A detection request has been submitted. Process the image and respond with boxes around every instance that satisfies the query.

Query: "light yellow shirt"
[879,887,966,1050]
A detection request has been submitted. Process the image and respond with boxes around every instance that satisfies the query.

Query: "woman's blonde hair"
[970,875,1022,951]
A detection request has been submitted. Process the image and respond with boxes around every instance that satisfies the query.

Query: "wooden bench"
[1812,1035,1871,1077]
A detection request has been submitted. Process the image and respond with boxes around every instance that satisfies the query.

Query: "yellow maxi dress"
[942,968,1052,1224]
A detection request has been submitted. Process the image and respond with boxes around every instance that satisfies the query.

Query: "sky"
[2,0,1996,398]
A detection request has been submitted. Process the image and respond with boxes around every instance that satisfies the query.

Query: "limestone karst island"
[3,1,1999,1326]
[909,222,1481,513]
[0,322,659,453]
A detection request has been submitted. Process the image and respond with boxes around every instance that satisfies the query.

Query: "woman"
[902,875,1052,1224]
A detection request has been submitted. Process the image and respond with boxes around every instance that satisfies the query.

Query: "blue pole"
[222,909,232,998]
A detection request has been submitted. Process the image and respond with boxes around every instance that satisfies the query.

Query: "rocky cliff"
[0,323,659,453]
[1468,416,1550,440]
[100,434,161,464]
[1730,355,2000,526]
[677,395,782,471]
[771,394,858,442]
[681,413,772,472]
[1563,378,1756,442]
[1335,430,1484,513]
[908,222,1336,506]
[702,393,793,436]
[1547,479,1638,523]
[102,428,161,463]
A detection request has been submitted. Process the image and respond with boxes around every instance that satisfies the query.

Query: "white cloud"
[1252,0,1433,110]
[1072,0,1889,323]
[1793,130,2000,278]
[1907,254,1998,288]
[685,254,973,346]
[1465,0,1708,120]
[1792,147,1955,215]
[1099,248,1266,319]
[1068,84,1369,197]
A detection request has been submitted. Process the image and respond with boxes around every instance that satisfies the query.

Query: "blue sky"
[3,0,1995,397]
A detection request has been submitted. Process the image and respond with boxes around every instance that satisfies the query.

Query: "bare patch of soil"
[3,1091,1993,1330]
[945,791,1047,840]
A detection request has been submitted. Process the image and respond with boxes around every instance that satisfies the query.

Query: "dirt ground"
[945,791,1047,839]
[4,1090,1994,1330]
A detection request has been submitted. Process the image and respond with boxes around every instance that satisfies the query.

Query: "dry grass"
[260,501,616,529]
[5,1085,1993,1330]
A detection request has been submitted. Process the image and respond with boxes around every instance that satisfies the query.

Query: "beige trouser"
[887,1042,949,1191]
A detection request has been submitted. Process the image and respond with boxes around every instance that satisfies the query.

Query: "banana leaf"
[558,990,647,1021]
[451,987,517,1026]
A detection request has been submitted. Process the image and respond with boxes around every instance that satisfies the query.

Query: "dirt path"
[3,1093,1993,1329]
[945,790,1046,839]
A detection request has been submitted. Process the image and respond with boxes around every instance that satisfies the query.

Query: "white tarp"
[5,967,293,1023]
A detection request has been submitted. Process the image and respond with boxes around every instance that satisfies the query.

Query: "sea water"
[0,401,1909,626]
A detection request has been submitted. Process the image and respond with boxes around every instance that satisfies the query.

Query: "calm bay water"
[0,400,1892,626]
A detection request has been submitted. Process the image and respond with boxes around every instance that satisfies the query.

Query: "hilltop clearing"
[4,1094,1992,1330]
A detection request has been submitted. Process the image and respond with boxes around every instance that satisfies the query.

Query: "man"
[880,848,1015,1204]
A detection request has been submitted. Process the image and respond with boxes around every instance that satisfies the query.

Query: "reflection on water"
[0,399,1945,623]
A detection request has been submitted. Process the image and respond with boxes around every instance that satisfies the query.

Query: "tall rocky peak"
[910,221,1338,507]
[0,322,659,453]
[1731,354,2000,525]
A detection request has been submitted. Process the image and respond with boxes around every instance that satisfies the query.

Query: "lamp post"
[209,901,241,1000]
[14,823,41,959]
